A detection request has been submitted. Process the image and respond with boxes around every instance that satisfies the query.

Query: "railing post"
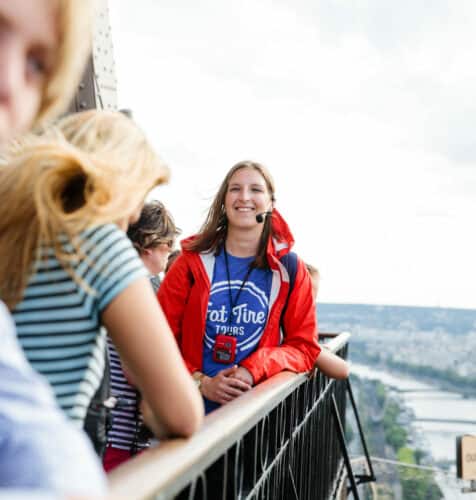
[331,393,360,499]
[346,379,376,483]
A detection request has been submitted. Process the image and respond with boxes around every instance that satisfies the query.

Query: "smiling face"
[224,166,273,230]
[0,0,58,145]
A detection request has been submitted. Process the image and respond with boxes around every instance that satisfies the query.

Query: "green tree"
[400,468,442,500]
[397,447,415,464]
[386,426,407,451]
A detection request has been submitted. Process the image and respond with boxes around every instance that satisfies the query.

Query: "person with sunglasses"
[103,200,180,471]
[0,1,108,497]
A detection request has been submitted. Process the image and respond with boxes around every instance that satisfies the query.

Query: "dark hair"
[184,161,276,268]
[127,200,180,254]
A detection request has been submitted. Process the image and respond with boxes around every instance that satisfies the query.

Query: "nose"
[0,39,24,109]
[238,186,251,201]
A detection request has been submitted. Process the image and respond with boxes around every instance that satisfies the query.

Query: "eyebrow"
[31,44,56,72]
[30,30,58,60]
[229,183,265,188]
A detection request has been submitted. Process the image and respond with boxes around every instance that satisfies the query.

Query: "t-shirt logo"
[206,280,268,342]
[202,252,272,377]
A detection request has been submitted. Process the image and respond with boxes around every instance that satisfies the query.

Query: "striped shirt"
[106,339,148,451]
[106,276,160,451]
[13,224,148,426]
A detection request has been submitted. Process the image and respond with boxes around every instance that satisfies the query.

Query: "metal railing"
[108,332,351,500]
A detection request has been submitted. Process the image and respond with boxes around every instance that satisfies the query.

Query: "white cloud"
[109,0,476,308]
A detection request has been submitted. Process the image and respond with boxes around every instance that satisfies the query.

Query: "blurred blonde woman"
[0,2,110,496]
[0,110,204,440]
[0,0,93,145]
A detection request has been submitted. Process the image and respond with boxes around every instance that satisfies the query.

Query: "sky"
[108,0,476,310]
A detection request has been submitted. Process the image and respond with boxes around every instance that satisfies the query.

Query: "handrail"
[108,332,351,500]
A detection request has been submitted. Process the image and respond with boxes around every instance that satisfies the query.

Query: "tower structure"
[69,0,117,113]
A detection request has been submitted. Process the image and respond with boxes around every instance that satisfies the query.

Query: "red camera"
[213,334,237,364]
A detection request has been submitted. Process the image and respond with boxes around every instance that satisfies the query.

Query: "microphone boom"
[256,211,273,223]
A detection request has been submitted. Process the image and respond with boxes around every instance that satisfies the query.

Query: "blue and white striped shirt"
[13,224,148,425]
[106,277,160,451]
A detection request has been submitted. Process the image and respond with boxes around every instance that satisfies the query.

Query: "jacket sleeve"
[157,254,197,374]
[240,257,320,384]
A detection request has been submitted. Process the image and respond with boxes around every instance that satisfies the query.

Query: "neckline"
[222,247,255,261]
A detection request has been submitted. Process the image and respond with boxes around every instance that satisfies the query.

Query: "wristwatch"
[192,371,205,393]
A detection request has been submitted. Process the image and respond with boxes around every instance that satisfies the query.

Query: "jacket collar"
[267,208,294,260]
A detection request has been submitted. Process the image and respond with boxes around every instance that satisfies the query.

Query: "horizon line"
[318,301,476,313]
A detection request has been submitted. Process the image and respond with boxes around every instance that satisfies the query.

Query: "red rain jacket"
[158,209,320,384]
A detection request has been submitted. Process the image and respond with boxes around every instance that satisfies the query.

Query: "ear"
[142,248,152,257]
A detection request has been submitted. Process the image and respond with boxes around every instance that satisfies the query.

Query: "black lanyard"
[223,249,254,326]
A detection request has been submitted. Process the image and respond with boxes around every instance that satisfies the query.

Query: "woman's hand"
[233,366,254,386]
[201,365,252,405]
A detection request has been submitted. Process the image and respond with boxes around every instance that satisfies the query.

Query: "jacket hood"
[268,208,295,258]
[180,234,199,251]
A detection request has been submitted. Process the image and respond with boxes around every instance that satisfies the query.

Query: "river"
[351,362,476,499]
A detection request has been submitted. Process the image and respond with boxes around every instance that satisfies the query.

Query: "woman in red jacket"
[158,160,321,412]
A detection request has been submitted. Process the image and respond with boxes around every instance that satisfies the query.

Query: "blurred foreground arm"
[102,277,204,438]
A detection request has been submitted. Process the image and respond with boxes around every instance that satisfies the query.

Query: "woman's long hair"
[0,110,169,309]
[185,160,276,268]
[37,0,94,125]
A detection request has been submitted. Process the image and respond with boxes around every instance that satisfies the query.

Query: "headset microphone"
[256,211,273,223]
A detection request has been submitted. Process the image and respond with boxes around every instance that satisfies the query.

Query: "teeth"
[236,207,253,212]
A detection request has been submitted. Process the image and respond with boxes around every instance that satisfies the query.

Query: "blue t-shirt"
[202,249,272,412]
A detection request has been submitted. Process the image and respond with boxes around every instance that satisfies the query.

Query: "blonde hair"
[185,160,276,268]
[36,0,94,125]
[0,110,169,309]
